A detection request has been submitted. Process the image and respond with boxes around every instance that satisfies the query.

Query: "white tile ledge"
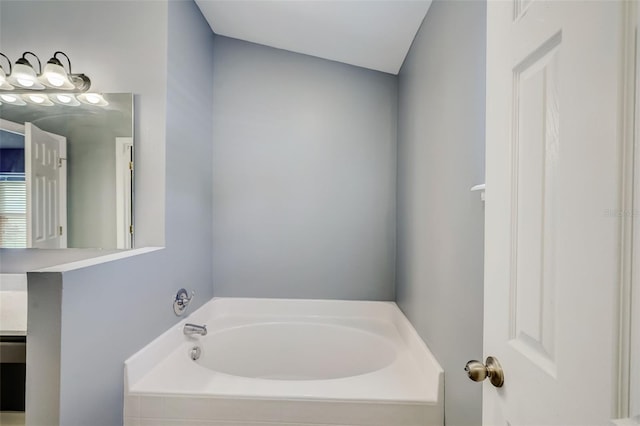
[35,246,163,272]
[0,273,27,291]
[0,274,28,335]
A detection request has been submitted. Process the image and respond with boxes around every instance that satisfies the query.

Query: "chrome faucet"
[184,323,207,336]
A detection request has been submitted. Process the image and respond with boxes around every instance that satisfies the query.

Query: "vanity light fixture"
[0,51,92,94]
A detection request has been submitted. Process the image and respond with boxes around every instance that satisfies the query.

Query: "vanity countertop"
[0,274,27,336]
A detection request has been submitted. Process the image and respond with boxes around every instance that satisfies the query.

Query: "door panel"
[510,33,560,379]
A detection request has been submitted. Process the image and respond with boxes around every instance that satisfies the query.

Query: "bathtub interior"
[124,297,444,426]
[195,321,399,380]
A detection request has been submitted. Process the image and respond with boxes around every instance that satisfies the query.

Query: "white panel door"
[483,1,629,424]
[25,123,67,249]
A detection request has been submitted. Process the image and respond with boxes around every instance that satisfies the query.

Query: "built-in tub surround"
[124,298,444,426]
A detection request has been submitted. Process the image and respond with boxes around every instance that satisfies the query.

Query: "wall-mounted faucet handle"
[177,291,194,306]
[173,288,194,316]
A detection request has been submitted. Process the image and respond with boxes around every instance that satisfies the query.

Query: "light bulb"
[17,78,34,87]
[24,94,53,106]
[47,74,65,87]
[41,62,75,89]
[7,55,45,89]
[40,54,76,90]
[9,63,44,89]
[0,67,14,90]
[86,94,100,104]
[50,93,80,106]
[0,94,26,105]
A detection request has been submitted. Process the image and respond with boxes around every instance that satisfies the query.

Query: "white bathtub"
[124,298,444,426]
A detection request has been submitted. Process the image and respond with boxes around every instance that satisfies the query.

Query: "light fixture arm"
[52,51,72,74]
[0,53,12,74]
[20,51,41,74]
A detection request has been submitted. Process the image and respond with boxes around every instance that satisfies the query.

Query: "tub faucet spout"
[184,323,207,336]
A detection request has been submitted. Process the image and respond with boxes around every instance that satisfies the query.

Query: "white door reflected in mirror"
[25,122,67,248]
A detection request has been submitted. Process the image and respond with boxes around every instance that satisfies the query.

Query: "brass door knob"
[465,356,504,388]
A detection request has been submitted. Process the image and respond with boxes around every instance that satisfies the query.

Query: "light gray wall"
[211,36,397,300]
[396,1,486,425]
[165,7,214,255]
[67,123,118,248]
[0,1,215,425]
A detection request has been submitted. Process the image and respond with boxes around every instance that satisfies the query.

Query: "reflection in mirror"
[0,93,133,249]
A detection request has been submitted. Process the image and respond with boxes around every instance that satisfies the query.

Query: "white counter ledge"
[0,274,27,336]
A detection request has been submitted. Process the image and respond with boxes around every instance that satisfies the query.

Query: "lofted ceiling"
[194,0,432,75]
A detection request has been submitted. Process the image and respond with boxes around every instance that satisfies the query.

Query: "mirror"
[0,93,133,249]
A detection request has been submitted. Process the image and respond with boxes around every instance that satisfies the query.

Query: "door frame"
[58,134,67,248]
[617,1,639,422]
[629,3,640,419]
[0,118,24,135]
[115,137,133,249]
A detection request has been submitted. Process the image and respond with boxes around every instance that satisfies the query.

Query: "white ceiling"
[194,0,432,75]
